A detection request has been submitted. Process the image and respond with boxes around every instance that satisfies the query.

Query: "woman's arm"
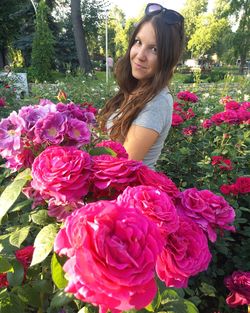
[123,124,159,161]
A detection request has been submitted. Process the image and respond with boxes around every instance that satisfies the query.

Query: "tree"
[228,0,250,73]
[31,0,54,81]
[70,0,92,72]
[187,13,229,60]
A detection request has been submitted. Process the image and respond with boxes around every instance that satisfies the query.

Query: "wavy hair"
[98,12,184,141]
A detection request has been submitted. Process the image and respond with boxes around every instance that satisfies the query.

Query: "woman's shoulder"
[145,87,173,110]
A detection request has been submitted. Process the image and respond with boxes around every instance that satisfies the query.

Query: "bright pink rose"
[117,185,179,236]
[0,97,6,107]
[96,140,128,159]
[0,273,8,288]
[177,91,199,103]
[176,188,235,242]
[172,113,184,126]
[135,165,180,199]
[182,125,198,136]
[54,200,164,313]
[224,271,250,307]
[201,119,213,129]
[31,146,91,202]
[156,216,211,288]
[89,155,142,199]
[185,108,195,120]
[225,101,240,111]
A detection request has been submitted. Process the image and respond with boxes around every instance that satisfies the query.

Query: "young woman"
[98,3,184,169]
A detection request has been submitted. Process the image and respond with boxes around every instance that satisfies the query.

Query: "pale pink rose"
[54,200,164,312]
[48,199,84,221]
[135,165,180,199]
[31,146,91,202]
[96,140,128,159]
[89,155,142,199]
[117,185,179,236]
[176,188,235,242]
[156,216,212,288]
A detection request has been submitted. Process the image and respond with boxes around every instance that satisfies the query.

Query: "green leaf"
[89,146,116,156]
[145,288,161,311]
[184,300,199,313]
[9,226,31,248]
[199,282,216,297]
[9,199,32,213]
[51,253,68,289]
[7,259,24,286]
[0,168,32,224]
[31,224,58,266]
[31,209,54,225]
[0,257,13,273]
[50,290,73,308]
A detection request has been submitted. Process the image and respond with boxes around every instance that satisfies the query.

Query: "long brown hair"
[98,12,184,142]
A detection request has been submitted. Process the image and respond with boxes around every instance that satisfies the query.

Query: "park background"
[0,0,249,313]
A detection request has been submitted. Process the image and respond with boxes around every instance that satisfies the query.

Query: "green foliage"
[31,0,54,82]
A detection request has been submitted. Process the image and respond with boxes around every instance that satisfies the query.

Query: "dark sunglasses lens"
[165,11,183,23]
[146,4,162,14]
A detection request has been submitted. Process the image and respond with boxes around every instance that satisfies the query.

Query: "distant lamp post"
[105,10,109,84]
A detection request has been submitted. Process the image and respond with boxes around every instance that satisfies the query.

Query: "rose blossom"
[211,156,233,171]
[172,113,184,126]
[135,165,180,199]
[89,155,142,199]
[156,216,211,288]
[31,146,91,202]
[54,200,164,313]
[182,125,198,136]
[224,271,250,307]
[234,177,250,194]
[117,185,179,236]
[96,140,128,159]
[201,119,213,129]
[66,118,91,146]
[176,188,235,242]
[0,97,6,107]
[48,198,84,221]
[15,246,34,271]
[225,101,240,111]
[177,91,199,103]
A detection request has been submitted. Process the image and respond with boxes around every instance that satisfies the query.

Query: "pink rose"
[211,156,233,171]
[48,198,84,221]
[117,185,179,236]
[220,184,232,195]
[31,146,91,202]
[156,216,211,288]
[89,155,142,199]
[172,113,184,126]
[224,271,250,307]
[96,140,128,159]
[201,119,213,129]
[54,200,164,312]
[225,101,240,111]
[135,165,180,199]
[176,188,235,242]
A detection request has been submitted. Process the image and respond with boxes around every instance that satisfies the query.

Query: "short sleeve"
[132,91,173,134]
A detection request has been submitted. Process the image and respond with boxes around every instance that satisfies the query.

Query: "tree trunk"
[70,0,92,73]
[0,47,8,68]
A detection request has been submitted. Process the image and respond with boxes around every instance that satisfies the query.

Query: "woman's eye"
[134,39,141,45]
[151,47,157,53]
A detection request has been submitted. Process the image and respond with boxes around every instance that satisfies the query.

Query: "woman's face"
[130,22,158,82]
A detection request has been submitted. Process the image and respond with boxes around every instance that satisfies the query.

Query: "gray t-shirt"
[132,87,173,169]
[106,87,173,169]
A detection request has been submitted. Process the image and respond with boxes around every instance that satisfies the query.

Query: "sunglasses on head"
[145,3,184,24]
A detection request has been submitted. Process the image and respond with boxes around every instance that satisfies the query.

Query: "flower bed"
[0,88,249,313]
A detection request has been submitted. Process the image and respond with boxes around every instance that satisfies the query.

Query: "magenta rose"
[224,271,250,307]
[172,113,184,126]
[135,165,180,199]
[117,185,179,236]
[89,155,142,199]
[54,200,164,313]
[96,140,128,159]
[31,146,91,202]
[176,188,235,242]
[156,216,212,288]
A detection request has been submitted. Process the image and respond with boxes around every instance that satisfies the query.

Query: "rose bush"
[0,83,248,313]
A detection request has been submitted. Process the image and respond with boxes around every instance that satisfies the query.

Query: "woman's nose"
[136,46,147,60]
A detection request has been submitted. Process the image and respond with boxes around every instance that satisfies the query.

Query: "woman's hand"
[123,124,159,161]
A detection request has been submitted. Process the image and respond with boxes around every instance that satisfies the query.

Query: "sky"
[107,0,214,18]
